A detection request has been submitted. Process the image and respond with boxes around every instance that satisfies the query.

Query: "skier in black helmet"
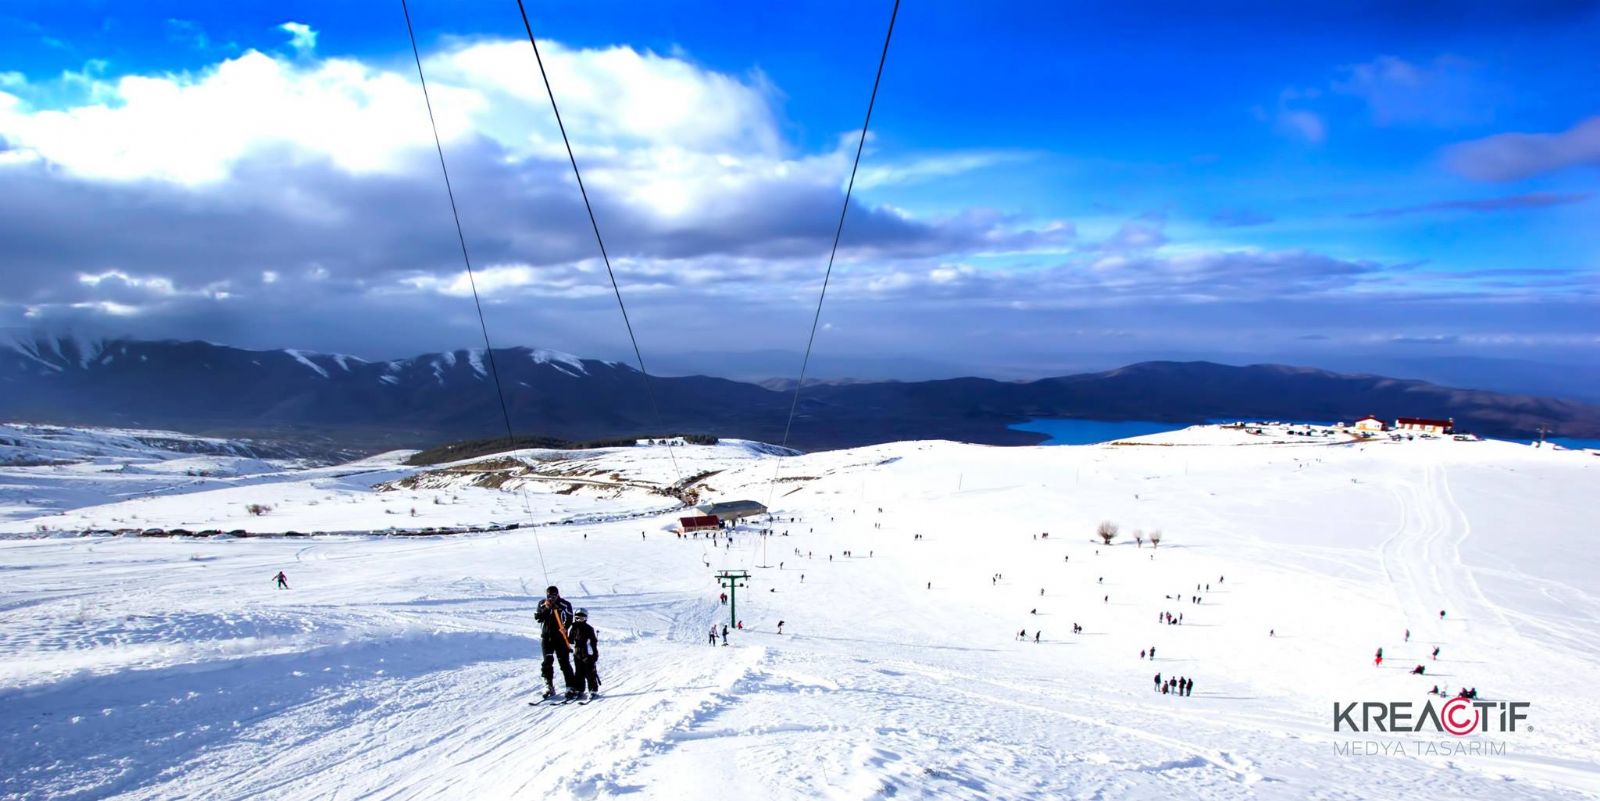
[534,585,578,701]
[570,608,601,701]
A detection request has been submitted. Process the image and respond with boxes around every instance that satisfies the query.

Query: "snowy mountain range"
[4,334,1599,450]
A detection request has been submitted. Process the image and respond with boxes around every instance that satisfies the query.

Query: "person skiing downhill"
[569,608,600,701]
[534,585,578,700]
[273,571,289,590]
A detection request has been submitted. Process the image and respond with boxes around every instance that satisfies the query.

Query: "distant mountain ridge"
[3,335,1597,451]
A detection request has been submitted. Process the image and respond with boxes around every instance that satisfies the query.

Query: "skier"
[777,620,785,634]
[1404,628,1410,642]
[708,624,717,646]
[1411,664,1426,675]
[1141,649,1147,660]
[721,624,728,646]
[1439,609,1446,620]
[273,571,289,590]
[534,585,578,701]
[1033,631,1040,643]
[1154,673,1161,692]
[570,608,600,701]
[1432,646,1440,660]
[1149,645,1156,660]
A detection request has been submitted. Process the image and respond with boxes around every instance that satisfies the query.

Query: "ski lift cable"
[512,0,683,489]
[766,0,901,510]
[401,0,550,585]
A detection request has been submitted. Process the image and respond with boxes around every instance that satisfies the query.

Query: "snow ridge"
[283,349,329,379]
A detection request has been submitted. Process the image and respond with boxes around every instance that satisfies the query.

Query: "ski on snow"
[529,695,593,707]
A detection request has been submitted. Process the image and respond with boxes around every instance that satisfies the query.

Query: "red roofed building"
[1395,417,1453,434]
[678,515,722,533]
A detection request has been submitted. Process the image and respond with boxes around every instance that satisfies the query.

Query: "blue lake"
[1008,419,1189,445]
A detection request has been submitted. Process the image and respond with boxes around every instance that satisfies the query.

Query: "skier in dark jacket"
[569,608,600,700]
[534,585,578,700]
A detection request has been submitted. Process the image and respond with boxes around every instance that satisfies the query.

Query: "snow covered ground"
[1,426,1597,799]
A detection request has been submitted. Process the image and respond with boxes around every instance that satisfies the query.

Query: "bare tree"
[1133,528,1144,548]
[1149,529,1163,548]
[1097,520,1119,545]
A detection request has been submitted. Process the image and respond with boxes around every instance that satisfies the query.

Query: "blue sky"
[1,1,1597,395]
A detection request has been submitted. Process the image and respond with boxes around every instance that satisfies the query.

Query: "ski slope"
[1,427,1597,799]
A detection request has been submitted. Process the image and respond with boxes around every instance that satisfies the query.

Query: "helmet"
[574,608,588,619]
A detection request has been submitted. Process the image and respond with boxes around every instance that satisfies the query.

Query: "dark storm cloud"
[0,133,1066,308]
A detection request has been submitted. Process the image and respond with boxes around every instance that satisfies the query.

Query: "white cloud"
[278,22,318,55]
[1279,110,1326,144]
[856,151,1031,189]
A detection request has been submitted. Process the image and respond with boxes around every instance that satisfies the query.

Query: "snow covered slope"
[0,423,313,528]
[0,427,1596,799]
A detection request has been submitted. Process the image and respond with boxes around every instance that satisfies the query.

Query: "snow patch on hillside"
[283,349,329,379]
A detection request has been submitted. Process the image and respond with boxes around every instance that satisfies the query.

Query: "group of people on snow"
[535,585,600,702]
[1154,673,1193,696]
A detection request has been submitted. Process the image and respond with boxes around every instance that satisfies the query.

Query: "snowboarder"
[1411,664,1426,675]
[534,585,578,700]
[570,608,600,701]
[273,571,289,590]
[721,625,728,646]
